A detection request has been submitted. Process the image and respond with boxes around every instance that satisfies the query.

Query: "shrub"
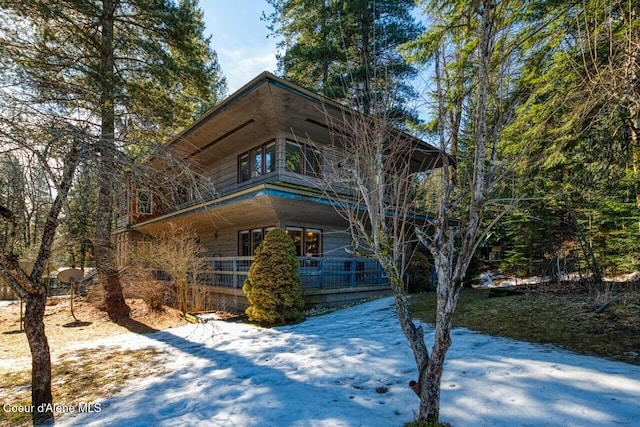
[243,228,305,325]
[121,265,170,312]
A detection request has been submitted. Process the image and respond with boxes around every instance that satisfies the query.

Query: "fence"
[202,256,388,289]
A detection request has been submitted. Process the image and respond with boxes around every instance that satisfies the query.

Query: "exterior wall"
[119,133,343,231]
[198,223,352,258]
[200,285,392,311]
[199,227,236,257]
[321,228,352,257]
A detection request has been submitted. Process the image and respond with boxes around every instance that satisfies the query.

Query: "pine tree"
[265,0,422,123]
[243,228,305,326]
[0,0,227,319]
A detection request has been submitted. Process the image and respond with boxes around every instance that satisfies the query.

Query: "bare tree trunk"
[414,2,499,423]
[0,140,81,425]
[24,292,53,425]
[95,0,129,320]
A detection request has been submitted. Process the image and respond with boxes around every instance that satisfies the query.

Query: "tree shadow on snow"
[55,312,412,427]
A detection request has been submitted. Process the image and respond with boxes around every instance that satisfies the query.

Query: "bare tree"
[0,122,84,425]
[317,0,529,424]
[131,222,207,313]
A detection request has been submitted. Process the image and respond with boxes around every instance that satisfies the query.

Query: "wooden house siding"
[115,72,441,267]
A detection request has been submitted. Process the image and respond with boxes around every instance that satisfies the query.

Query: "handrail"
[202,256,387,289]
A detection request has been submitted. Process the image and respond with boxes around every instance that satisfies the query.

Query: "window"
[238,226,276,256]
[264,142,275,174]
[252,228,263,251]
[239,231,251,256]
[285,139,322,178]
[305,228,322,256]
[305,146,322,178]
[239,153,250,182]
[285,226,303,256]
[286,226,322,257]
[136,190,152,214]
[250,147,262,178]
[238,141,276,183]
[285,140,303,174]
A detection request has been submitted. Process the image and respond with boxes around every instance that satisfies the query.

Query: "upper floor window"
[136,190,152,214]
[238,141,275,183]
[285,139,322,178]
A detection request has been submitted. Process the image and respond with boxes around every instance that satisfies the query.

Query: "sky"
[200,1,279,93]
[42,296,640,427]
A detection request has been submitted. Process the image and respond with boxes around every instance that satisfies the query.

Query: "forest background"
[2,0,638,280]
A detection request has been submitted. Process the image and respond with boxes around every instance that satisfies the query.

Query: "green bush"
[242,228,305,326]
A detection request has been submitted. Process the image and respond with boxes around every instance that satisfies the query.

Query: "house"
[114,72,441,309]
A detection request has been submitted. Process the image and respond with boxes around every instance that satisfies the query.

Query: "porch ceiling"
[269,196,347,228]
[167,82,280,170]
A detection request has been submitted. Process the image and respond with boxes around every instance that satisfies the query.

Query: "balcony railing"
[199,256,388,290]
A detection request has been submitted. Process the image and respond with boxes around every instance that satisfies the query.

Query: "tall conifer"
[265,0,422,123]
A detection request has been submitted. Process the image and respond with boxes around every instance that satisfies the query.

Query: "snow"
[479,271,549,288]
[55,297,640,427]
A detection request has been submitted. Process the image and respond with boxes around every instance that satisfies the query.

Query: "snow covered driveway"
[57,297,640,426]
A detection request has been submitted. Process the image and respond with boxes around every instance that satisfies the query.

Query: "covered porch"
[194,256,391,310]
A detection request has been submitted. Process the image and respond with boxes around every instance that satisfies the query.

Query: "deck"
[195,256,391,309]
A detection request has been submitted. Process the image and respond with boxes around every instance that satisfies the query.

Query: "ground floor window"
[239,226,276,256]
[285,226,322,257]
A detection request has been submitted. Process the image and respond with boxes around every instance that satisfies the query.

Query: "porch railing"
[201,256,388,290]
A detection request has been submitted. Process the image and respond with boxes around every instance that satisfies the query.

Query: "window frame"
[238,153,250,183]
[285,226,323,257]
[304,228,322,257]
[238,140,276,183]
[238,226,276,256]
[239,230,251,256]
[285,139,322,178]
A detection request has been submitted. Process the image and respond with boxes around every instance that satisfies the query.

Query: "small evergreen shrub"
[242,228,305,325]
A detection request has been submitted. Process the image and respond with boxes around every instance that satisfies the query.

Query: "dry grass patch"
[0,296,185,426]
[0,346,168,427]
[410,285,640,365]
[0,298,185,361]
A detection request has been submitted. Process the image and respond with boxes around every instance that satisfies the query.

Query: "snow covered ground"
[55,297,640,427]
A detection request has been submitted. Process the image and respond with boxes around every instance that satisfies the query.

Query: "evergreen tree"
[243,228,305,326]
[63,163,98,271]
[495,0,640,275]
[0,0,227,319]
[265,0,422,123]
